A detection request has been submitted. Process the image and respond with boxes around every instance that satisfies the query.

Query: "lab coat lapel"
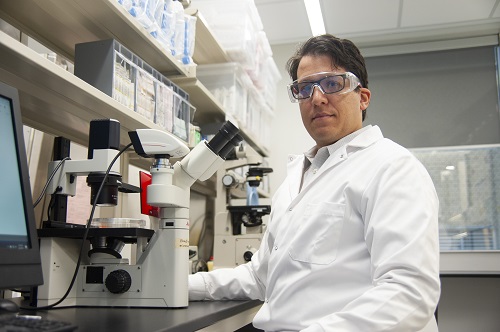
[286,154,304,200]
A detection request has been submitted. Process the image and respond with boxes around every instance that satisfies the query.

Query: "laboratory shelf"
[0,30,218,196]
[0,30,162,149]
[0,0,193,77]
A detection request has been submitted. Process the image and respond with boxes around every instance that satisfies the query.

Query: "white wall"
[268,43,314,195]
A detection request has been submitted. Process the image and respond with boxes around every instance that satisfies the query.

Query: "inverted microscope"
[37,119,242,308]
[212,144,272,269]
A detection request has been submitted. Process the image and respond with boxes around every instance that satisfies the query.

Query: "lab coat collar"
[287,125,384,165]
[286,125,384,198]
[346,125,383,150]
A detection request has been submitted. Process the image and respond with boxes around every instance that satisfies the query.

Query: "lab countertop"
[16,299,262,332]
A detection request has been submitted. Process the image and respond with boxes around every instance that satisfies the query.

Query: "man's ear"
[359,88,371,111]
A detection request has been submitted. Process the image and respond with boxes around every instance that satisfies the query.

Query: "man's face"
[297,55,371,149]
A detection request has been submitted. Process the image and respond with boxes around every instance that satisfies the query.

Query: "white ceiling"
[254,0,500,48]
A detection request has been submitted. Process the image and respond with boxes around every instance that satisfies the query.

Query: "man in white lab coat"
[189,34,440,332]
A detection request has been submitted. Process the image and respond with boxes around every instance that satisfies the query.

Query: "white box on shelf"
[246,84,273,151]
[258,57,281,111]
[196,62,253,125]
[191,0,263,70]
[136,67,156,122]
[246,31,273,85]
[155,83,174,133]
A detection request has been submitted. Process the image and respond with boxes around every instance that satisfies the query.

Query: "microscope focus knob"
[222,174,236,187]
[105,269,132,294]
[243,251,254,262]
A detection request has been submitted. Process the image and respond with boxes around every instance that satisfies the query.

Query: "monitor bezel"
[0,81,43,289]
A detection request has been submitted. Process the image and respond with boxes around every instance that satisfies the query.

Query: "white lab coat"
[189,126,440,332]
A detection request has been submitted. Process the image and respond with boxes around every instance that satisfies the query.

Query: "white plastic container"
[246,31,273,84]
[246,84,273,151]
[191,0,263,69]
[258,56,281,111]
[196,62,253,124]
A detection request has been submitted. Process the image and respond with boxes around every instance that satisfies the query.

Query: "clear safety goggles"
[287,72,361,103]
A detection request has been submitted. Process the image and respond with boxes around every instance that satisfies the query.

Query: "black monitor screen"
[0,95,30,250]
[0,81,43,289]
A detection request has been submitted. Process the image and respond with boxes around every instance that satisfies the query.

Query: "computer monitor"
[0,81,43,297]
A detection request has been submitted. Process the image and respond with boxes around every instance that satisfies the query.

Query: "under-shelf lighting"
[304,0,326,36]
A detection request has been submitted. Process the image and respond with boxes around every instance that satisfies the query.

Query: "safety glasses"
[287,72,361,103]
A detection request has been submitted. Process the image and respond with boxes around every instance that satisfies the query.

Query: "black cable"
[33,157,71,208]
[21,143,133,311]
[45,193,55,226]
[43,188,61,228]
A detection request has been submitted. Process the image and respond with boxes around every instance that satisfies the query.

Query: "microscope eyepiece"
[206,121,239,155]
[218,134,243,159]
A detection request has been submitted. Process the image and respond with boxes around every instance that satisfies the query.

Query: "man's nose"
[310,84,327,101]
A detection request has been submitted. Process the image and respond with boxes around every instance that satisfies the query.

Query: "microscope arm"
[47,149,120,196]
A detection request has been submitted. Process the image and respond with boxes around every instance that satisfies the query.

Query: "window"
[412,144,500,251]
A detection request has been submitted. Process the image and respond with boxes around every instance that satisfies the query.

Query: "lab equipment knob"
[243,251,254,262]
[222,174,236,187]
[105,269,132,294]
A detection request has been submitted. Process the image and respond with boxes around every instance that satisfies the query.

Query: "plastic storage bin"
[258,57,281,111]
[191,0,263,70]
[246,84,273,150]
[74,39,195,142]
[196,62,253,125]
[246,31,273,84]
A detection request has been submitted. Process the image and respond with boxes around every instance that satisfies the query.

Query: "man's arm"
[188,230,270,301]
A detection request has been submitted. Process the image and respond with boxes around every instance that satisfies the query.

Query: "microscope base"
[37,227,189,308]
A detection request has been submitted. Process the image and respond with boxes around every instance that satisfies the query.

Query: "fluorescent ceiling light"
[304,0,326,36]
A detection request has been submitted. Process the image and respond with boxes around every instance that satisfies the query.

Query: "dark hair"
[286,34,369,119]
